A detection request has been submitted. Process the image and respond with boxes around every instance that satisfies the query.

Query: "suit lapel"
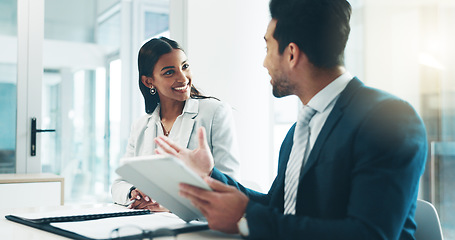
[275,124,296,210]
[301,106,343,177]
[142,114,159,155]
[176,116,196,148]
[301,77,363,177]
[175,99,198,148]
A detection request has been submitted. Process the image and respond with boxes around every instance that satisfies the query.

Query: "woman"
[111,37,240,211]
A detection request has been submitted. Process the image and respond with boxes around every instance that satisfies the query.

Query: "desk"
[0,173,64,208]
[0,204,242,240]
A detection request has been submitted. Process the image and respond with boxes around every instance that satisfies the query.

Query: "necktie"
[284,106,317,215]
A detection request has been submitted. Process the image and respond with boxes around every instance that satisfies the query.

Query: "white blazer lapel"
[175,99,198,148]
[140,112,159,156]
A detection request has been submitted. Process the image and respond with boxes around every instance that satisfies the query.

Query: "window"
[37,0,170,204]
[344,1,455,238]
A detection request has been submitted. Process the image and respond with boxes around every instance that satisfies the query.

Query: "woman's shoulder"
[193,97,231,113]
[131,113,154,128]
[195,97,221,106]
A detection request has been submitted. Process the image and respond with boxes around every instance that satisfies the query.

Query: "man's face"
[263,19,294,98]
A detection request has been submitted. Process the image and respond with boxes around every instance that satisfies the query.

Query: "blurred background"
[0,0,454,238]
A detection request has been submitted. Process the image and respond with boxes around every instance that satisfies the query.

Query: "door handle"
[31,117,56,156]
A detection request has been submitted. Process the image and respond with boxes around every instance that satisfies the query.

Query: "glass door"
[41,0,110,203]
[39,0,170,204]
[3,0,170,204]
[1,0,43,174]
[0,0,17,173]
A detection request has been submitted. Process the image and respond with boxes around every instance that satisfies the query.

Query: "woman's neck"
[159,99,185,122]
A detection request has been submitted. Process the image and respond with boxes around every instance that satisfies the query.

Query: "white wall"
[170,0,273,191]
[363,3,422,111]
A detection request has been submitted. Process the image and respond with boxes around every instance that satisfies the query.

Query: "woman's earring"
[150,86,156,95]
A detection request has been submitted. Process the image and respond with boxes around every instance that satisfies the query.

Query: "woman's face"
[147,49,192,104]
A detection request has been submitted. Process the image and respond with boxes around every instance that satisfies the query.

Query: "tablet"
[115,155,212,222]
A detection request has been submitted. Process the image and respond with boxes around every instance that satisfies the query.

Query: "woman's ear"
[141,76,152,88]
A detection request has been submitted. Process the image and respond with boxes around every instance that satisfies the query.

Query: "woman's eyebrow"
[160,66,175,71]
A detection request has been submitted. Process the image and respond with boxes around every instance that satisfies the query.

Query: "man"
[155,0,427,239]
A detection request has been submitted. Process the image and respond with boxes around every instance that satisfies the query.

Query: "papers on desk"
[5,205,208,240]
[11,205,151,223]
[52,212,207,239]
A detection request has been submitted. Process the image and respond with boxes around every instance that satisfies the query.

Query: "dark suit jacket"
[211,78,427,240]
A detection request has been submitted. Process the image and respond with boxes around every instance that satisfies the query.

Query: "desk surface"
[0,173,64,183]
[0,204,241,240]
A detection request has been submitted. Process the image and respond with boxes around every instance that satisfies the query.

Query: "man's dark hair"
[269,0,352,68]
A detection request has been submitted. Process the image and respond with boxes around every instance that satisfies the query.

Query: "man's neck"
[297,66,346,105]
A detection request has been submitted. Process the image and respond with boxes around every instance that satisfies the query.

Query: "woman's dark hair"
[138,37,214,113]
[269,0,352,68]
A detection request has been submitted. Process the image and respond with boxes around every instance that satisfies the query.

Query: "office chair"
[414,199,444,240]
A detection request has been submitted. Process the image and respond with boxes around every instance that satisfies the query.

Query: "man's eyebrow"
[264,36,268,41]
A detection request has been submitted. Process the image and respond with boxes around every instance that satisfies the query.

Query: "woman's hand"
[128,189,169,212]
[154,127,215,177]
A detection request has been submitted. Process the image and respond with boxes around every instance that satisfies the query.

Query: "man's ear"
[141,75,152,88]
[287,43,307,68]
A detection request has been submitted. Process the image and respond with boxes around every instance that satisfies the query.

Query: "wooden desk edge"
[0,173,65,205]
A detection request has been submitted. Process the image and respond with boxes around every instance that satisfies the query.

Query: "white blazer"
[111,98,240,205]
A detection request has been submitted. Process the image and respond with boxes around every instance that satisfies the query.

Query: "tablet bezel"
[115,155,211,222]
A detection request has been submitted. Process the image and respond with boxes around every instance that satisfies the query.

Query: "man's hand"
[154,127,214,177]
[129,189,169,212]
[179,176,249,234]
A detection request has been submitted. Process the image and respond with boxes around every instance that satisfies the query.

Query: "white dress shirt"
[304,72,353,160]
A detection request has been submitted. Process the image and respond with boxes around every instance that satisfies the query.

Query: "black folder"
[5,208,208,240]
[7,208,152,224]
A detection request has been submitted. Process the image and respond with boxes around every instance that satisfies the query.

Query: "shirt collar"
[307,71,353,113]
[182,98,198,114]
[150,98,198,122]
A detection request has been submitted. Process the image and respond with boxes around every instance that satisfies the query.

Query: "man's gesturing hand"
[179,176,249,234]
[154,127,214,177]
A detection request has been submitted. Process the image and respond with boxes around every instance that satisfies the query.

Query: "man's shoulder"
[345,78,398,100]
[342,78,409,113]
